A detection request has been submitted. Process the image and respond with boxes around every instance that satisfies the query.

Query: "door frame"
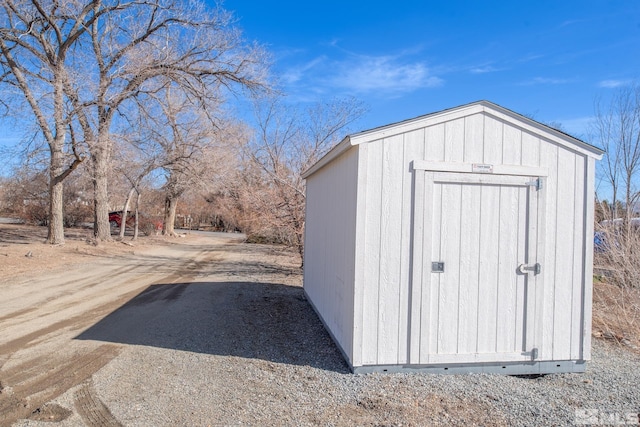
[408,161,547,365]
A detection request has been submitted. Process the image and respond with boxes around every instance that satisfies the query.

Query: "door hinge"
[526,178,543,191]
[518,263,541,275]
[531,347,539,361]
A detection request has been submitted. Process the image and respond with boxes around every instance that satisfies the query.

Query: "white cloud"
[558,19,588,28]
[281,56,326,85]
[516,53,544,63]
[520,77,573,86]
[278,47,442,98]
[470,65,502,74]
[598,79,631,88]
[328,55,443,94]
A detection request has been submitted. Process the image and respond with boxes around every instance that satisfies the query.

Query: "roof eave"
[301,136,353,179]
[348,100,604,159]
[302,101,604,179]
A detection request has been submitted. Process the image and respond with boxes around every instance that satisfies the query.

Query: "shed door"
[409,170,543,365]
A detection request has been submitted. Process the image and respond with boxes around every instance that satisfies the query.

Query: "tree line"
[593,83,640,288]
[0,0,364,256]
[2,1,639,283]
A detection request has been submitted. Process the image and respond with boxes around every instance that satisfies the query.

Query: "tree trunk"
[46,169,65,245]
[133,191,141,240]
[292,207,304,268]
[119,187,136,239]
[92,146,111,241]
[46,69,67,245]
[163,195,178,236]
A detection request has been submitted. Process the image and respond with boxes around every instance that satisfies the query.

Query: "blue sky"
[224,0,640,140]
[1,1,637,177]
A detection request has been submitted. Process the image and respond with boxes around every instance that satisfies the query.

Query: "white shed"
[302,101,603,374]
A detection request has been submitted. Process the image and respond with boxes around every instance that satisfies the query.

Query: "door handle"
[518,263,540,275]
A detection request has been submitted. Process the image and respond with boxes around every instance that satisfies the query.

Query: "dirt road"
[0,232,302,426]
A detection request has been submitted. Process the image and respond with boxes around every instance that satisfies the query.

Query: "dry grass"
[591,218,640,352]
[592,277,640,351]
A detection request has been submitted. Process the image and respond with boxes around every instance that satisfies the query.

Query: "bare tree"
[66,0,268,241]
[1,0,268,243]
[593,85,640,220]
[134,87,237,236]
[0,0,94,243]
[593,83,640,288]
[244,96,366,261]
[111,139,160,239]
[1,164,49,224]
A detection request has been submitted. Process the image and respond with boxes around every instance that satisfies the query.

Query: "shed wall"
[303,146,359,364]
[355,111,592,366]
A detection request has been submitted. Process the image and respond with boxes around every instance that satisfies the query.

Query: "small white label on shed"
[472,163,494,173]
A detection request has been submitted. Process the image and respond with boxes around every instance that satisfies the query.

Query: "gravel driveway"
[1,232,638,426]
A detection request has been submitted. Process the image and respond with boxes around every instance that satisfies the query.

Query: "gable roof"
[302,100,604,179]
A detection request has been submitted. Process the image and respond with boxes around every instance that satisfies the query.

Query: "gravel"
[11,240,640,426]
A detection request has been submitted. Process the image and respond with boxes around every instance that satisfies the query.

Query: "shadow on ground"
[75,281,349,373]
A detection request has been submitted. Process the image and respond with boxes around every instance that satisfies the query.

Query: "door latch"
[432,262,445,273]
[518,263,541,275]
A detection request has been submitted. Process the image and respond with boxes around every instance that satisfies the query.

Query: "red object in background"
[109,211,162,231]
[108,211,133,227]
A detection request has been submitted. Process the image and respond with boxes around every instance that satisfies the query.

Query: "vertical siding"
[377,135,405,363]
[437,182,462,354]
[476,185,501,353]
[352,144,369,368]
[457,181,481,354]
[539,142,558,360]
[361,141,383,365]
[398,129,425,363]
[427,177,443,355]
[354,110,593,367]
[417,171,434,360]
[445,119,465,162]
[521,132,541,167]
[521,132,544,355]
[552,148,576,359]
[503,125,522,164]
[361,131,430,365]
[426,123,446,161]
[463,115,484,162]
[420,124,446,361]
[514,177,528,350]
[535,136,590,361]
[571,156,586,359]
[483,116,504,163]
[495,186,525,353]
[303,147,359,364]
[503,123,526,353]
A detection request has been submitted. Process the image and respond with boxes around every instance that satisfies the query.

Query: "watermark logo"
[575,409,639,425]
